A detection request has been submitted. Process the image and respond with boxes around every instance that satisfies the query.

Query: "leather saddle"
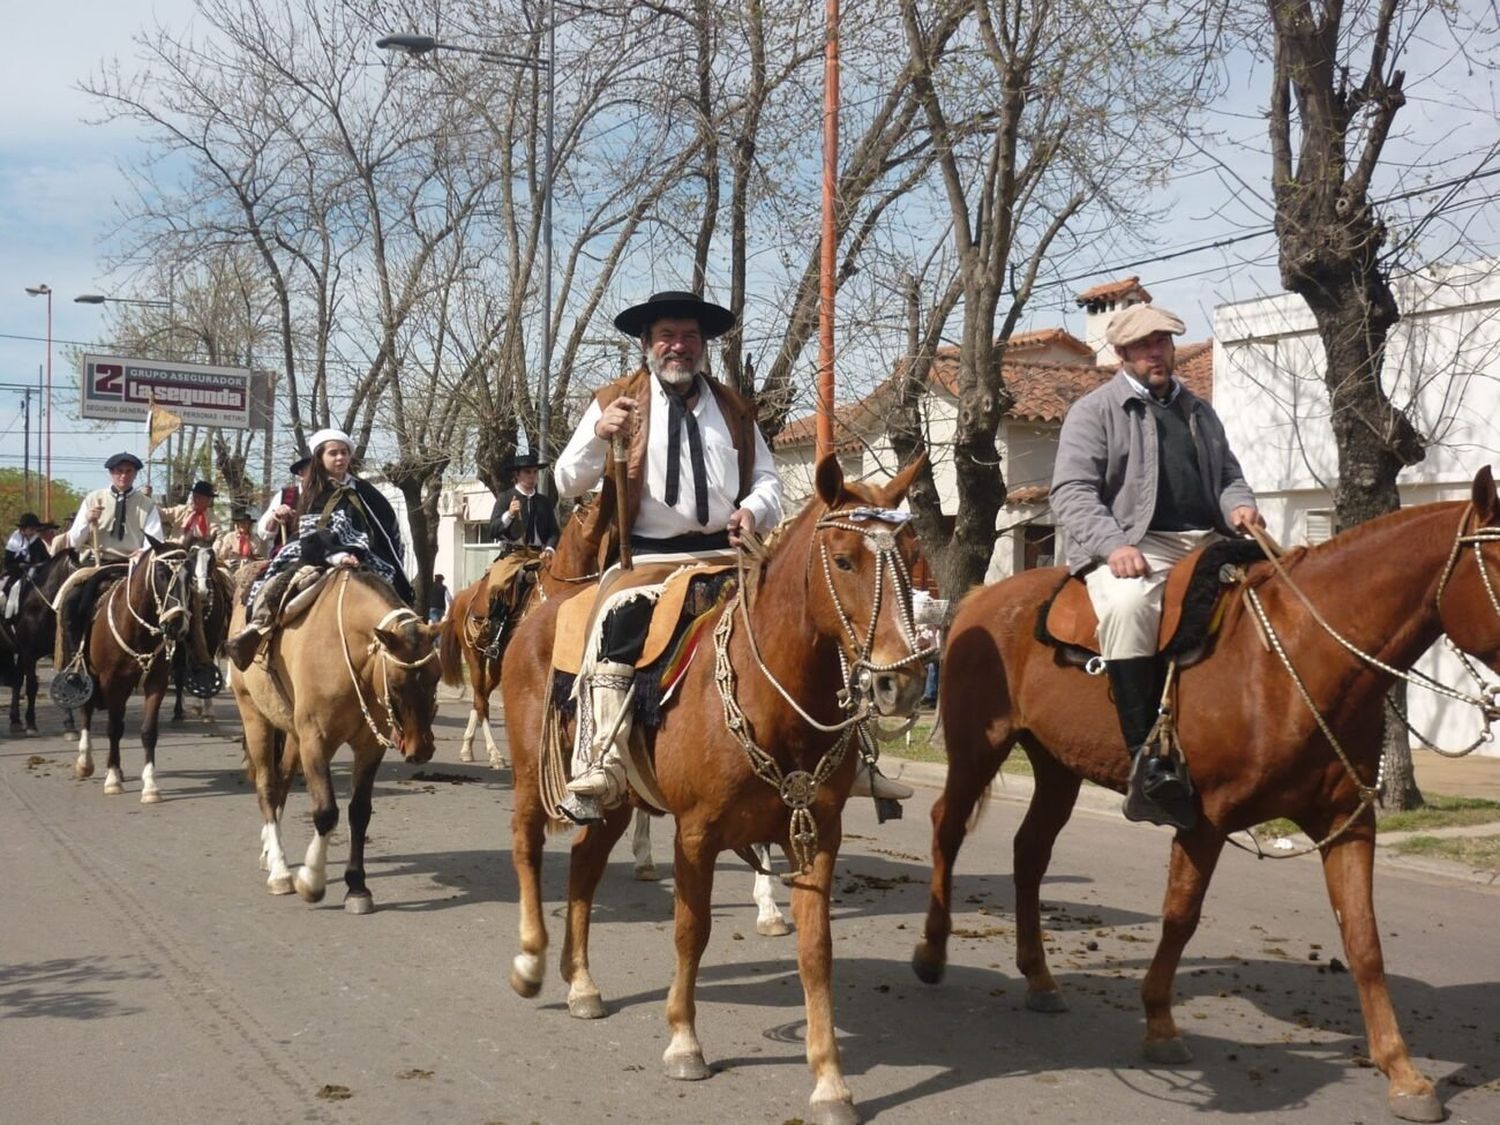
[1037,538,1270,667]
[551,563,735,678]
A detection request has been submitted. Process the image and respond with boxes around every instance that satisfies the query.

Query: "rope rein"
[1225,511,1500,860]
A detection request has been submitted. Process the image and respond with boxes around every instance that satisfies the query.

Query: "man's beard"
[646,349,708,390]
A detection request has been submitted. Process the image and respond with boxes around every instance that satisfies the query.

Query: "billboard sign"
[81,354,270,431]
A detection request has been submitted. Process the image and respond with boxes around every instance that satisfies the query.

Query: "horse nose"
[407,730,436,764]
[873,668,924,716]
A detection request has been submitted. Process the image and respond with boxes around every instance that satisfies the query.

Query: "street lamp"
[377,22,556,467]
[24,284,52,520]
[75,293,172,309]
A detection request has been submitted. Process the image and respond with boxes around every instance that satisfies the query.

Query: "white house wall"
[1214,258,1500,756]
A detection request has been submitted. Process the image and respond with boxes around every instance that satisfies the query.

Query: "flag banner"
[147,394,183,454]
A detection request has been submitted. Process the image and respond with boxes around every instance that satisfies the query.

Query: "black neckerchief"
[110,487,131,541]
[662,378,709,526]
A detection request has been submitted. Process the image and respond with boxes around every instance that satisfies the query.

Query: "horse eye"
[833,554,855,573]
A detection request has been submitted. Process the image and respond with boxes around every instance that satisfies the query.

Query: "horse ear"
[814,453,845,507]
[1473,465,1499,524]
[881,451,929,507]
[145,533,164,551]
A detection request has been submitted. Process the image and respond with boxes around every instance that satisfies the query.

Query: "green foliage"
[0,469,85,531]
[1377,795,1500,833]
[1391,835,1500,870]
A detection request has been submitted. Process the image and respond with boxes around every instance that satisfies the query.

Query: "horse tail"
[438,607,465,688]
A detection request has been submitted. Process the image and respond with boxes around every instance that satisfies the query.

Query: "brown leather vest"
[576,368,759,569]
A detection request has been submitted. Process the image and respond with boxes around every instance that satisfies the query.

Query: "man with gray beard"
[552,291,783,813]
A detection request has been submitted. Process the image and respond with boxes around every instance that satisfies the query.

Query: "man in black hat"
[215,509,266,570]
[487,452,560,552]
[162,480,222,545]
[3,512,58,620]
[65,452,163,557]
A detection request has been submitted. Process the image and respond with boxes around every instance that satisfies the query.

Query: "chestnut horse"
[1,549,80,733]
[914,468,1500,1124]
[501,455,930,1125]
[72,543,221,801]
[230,569,441,913]
[438,511,599,767]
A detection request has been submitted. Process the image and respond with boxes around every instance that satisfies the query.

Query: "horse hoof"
[74,760,94,780]
[567,992,607,1020]
[510,969,542,999]
[344,892,375,915]
[1143,1036,1193,1065]
[491,756,509,771]
[510,952,544,998]
[1388,1090,1444,1123]
[139,790,162,805]
[267,874,294,895]
[103,780,123,796]
[911,946,946,985]
[756,916,792,937]
[806,1097,861,1125]
[663,1052,711,1081]
[634,864,660,882]
[1024,989,1068,1013]
[458,747,474,763]
[294,874,326,904]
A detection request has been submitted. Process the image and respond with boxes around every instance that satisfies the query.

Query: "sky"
[2,1,1496,496]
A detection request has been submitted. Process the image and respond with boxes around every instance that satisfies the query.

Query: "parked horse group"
[7,461,1500,1125]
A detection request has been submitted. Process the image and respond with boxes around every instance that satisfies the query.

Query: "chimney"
[1074,276,1153,365]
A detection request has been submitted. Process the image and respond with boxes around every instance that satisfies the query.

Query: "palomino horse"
[1,549,80,733]
[230,568,441,913]
[71,543,219,801]
[439,509,600,767]
[501,455,930,1125]
[914,467,1500,1123]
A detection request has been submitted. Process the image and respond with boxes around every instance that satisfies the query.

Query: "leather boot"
[851,759,914,800]
[565,661,634,807]
[226,573,284,671]
[1107,656,1197,831]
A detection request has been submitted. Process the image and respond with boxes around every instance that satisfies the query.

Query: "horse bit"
[334,573,438,751]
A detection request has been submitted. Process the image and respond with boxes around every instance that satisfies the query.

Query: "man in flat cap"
[1050,303,1261,830]
[66,452,163,558]
[55,451,166,675]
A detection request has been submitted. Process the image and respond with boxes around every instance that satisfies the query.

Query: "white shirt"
[498,484,536,528]
[554,375,783,539]
[68,488,163,549]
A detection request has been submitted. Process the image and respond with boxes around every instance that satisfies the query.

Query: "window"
[1022,523,1056,570]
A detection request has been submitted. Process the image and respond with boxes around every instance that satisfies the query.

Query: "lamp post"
[377,22,555,468]
[24,285,53,519]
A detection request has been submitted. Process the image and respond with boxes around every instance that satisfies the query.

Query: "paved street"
[2,687,1497,1124]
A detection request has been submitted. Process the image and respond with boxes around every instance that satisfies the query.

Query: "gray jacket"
[1050,370,1256,573]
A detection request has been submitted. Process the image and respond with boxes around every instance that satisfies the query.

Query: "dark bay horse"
[72,543,219,801]
[915,468,1500,1123]
[168,547,233,723]
[438,513,598,767]
[230,568,441,912]
[1,549,80,732]
[501,455,930,1125]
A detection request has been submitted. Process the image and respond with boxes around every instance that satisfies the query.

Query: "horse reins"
[715,505,935,873]
[1229,511,1500,859]
[102,549,196,674]
[334,572,437,751]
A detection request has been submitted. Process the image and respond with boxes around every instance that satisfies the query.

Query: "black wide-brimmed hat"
[105,451,144,471]
[16,512,58,531]
[289,456,311,477]
[231,508,255,523]
[504,452,547,472]
[613,290,736,340]
[190,479,216,498]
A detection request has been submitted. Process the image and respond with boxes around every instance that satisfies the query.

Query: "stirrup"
[1122,751,1198,831]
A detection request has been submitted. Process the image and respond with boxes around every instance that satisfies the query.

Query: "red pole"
[816,0,839,462]
[44,288,53,521]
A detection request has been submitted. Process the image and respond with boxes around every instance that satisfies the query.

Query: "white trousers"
[1083,529,1220,660]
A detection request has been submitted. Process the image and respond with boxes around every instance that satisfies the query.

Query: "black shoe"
[1123,751,1198,832]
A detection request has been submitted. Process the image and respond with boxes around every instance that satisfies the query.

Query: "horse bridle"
[716,503,936,873]
[104,548,197,673]
[334,573,438,751]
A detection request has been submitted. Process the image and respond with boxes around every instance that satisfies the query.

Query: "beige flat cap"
[1106,304,1186,347]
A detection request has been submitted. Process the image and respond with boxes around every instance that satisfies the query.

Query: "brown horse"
[914,467,1500,1123]
[438,509,601,767]
[230,568,441,912]
[501,455,930,1125]
[70,543,221,801]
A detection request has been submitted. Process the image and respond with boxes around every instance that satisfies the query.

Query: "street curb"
[879,751,1500,890]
